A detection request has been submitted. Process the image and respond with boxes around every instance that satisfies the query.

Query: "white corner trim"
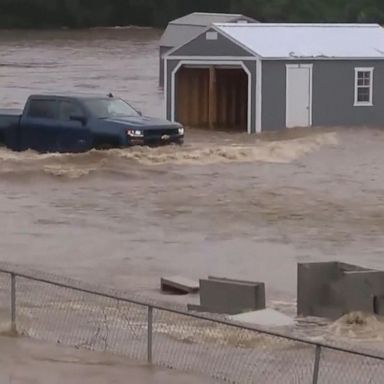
[164,57,168,99]
[170,60,253,134]
[256,59,262,133]
[246,64,252,134]
[285,65,289,128]
[309,65,313,126]
[170,61,183,123]
[354,67,374,107]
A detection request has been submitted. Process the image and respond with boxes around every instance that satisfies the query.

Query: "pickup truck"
[0,94,184,153]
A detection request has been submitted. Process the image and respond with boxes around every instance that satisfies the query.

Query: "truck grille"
[144,128,179,138]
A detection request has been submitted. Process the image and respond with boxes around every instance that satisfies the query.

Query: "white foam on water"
[327,312,384,342]
[0,132,338,178]
[42,165,99,179]
[109,132,339,165]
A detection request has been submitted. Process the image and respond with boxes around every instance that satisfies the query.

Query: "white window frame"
[354,67,374,106]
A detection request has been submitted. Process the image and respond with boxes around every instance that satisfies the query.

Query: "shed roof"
[170,12,252,27]
[160,12,256,48]
[215,23,384,59]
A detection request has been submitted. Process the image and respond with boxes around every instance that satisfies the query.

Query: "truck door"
[20,98,59,152]
[57,100,92,153]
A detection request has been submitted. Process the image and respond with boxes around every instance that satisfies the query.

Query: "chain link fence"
[0,263,384,383]
[0,271,10,331]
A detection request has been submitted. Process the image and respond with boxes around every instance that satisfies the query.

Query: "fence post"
[312,345,322,384]
[147,306,153,363]
[10,273,16,333]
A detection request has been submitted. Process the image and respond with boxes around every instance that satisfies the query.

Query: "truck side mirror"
[70,114,87,125]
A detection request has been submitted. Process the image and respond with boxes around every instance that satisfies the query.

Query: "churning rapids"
[2,28,384,347]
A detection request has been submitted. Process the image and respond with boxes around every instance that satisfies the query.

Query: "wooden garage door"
[175,67,209,127]
[175,66,248,131]
[216,68,248,131]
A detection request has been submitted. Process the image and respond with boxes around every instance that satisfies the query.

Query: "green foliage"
[0,0,383,28]
[230,0,384,23]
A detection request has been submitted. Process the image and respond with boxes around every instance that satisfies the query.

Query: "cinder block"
[298,262,384,319]
[189,276,266,315]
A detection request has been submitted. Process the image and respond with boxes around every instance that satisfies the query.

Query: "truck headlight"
[127,129,144,137]
[178,127,184,135]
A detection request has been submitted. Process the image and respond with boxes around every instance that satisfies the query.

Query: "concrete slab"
[187,304,214,313]
[161,276,199,294]
[228,309,295,327]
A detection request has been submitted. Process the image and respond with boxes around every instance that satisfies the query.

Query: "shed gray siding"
[165,59,257,133]
[262,60,384,131]
[313,60,384,127]
[261,61,286,131]
[169,28,252,57]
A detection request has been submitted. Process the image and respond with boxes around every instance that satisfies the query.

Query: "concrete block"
[189,276,266,315]
[298,262,384,319]
[229,309,295,327]
[161,276,199,294]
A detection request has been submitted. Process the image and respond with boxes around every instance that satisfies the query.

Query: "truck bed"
[0,109,22,150]
[0,108,22,115]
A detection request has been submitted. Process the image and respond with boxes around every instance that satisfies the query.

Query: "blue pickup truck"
[0,94,184,153]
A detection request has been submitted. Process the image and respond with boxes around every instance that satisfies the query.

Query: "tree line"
[0,0,383,28]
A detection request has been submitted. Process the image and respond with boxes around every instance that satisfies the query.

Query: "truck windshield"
[83,98,139,119]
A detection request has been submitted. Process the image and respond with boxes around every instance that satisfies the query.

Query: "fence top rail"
[1,262,384,361]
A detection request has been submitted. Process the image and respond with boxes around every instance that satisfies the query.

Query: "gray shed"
[164,23,384,133]
[159,12,257,86]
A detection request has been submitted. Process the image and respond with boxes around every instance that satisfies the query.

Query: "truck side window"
[28,100,57,119]
[58,100,84,121]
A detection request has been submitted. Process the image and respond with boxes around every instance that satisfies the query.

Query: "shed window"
[354,68,374,106]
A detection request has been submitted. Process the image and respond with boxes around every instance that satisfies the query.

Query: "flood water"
[2,28,384,344]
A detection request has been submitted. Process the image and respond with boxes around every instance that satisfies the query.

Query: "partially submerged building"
[298,262,384,319]
[164,23,384,133]
[159,12,257,86]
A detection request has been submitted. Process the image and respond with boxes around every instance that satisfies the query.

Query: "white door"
[286,64,312,128]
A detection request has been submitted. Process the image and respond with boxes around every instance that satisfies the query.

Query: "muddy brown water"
[0,336,217,384]
[1,29,384,345]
